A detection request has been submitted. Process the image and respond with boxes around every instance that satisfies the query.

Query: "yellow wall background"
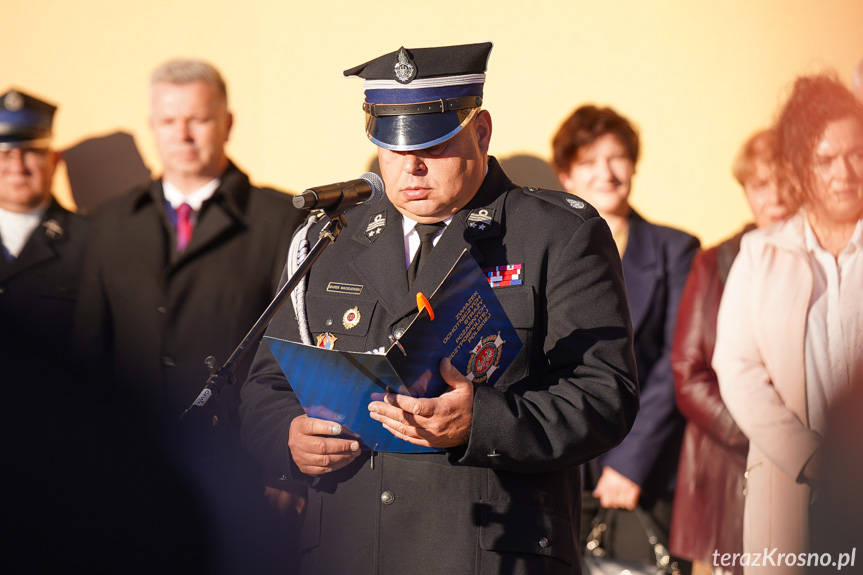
[4,0,862,246]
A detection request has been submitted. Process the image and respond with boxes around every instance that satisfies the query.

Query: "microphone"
[293,172,385,210]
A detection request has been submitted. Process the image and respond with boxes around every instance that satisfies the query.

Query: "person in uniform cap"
[240,42,639,575]
[0,88,88,354]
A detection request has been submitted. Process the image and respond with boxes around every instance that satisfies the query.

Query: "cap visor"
[367,108,477,151]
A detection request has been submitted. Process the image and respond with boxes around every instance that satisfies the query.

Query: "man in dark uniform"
[0,89,88,353]
[240,43,639,575]
[74,59,305,574]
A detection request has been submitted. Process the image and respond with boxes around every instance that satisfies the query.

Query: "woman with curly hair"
[714,73,863,573]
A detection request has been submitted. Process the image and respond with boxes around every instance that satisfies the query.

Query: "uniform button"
[487,450,501,457]
[157,306,167,314]
[538,537,549,548]
[211,415,219,427]
[325,318,333,326]
[393,327,405,339]
[0,287,5,294]
[380,491,395,505]
[528,187,538,192]
[161,356,176,367]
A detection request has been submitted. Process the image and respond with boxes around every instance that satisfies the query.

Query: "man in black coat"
[0,88,88,354]
[74,59,304,574]
[240,43,639,575]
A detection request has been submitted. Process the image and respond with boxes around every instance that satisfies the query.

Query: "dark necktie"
[2,243,14,263]
[176,203,193,252]
[407,222,445,286]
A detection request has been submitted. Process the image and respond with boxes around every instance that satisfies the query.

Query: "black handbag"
[582,506,680,575]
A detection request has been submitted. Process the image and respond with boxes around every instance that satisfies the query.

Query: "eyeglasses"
[0,147,51,169]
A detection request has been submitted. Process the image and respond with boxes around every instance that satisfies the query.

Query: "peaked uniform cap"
[0,88,57,150]
[344,42,493,151]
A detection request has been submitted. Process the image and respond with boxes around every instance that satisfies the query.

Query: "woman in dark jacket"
[553,105,700,563]
[669,128,791,575]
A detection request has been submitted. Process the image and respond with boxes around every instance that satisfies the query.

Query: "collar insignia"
[42,219,63,240]
[394,47,417,84]
[566,198,586,209]
[365,211,386,243]
[467,208,495,233]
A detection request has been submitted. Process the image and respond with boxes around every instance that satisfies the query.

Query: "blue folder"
[265,249,522,453]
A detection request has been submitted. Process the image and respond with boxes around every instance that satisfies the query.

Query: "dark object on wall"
[499,153,563,191]
[63,131,151,214]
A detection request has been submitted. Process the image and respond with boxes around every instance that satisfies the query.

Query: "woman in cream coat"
[714,74,863,573]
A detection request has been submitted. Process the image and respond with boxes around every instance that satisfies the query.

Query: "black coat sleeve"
[458,217,639,474]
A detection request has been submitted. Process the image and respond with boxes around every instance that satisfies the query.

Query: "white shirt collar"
[401,214,453,238]
[0,200,51,258]
[162,178,221,212]
[803,211,863,256]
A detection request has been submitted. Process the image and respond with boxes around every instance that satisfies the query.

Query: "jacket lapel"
[346,158,509,321]
[392,160,507,318]
[622,210,658,333]
[0,202,65,283]
[167,163,249,271]
[349,201,411,316]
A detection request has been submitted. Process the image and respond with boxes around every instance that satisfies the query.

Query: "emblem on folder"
[466,332,505,384]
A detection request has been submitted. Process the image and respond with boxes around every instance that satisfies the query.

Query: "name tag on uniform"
[326,282,364,295]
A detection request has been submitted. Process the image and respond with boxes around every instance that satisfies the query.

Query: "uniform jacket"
[75,161,302,440]
[0,199,88,353]
[669,226,752,570]
[596,211,699,501]
[240,158,640,575]
[714,212,822,571]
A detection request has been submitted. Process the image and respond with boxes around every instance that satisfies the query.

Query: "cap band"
[363,96,482,118]
[362,73,486,91]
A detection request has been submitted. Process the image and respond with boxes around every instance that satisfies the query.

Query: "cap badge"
[365,211,387,242]
[467,208,494,232]
[566,198,585,210]
[42,219,64,240]
[343,306,361,329]
[394,47,417,84]
[4,90,24,112]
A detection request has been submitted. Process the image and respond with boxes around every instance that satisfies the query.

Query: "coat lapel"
[346,159,509,321]
[349,202,411,316]
[0,202,65,283]
[392,160,507,318]
[622,211,658,333]
[166,163,250,272]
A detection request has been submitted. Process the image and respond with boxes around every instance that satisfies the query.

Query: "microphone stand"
[181,208,349,419]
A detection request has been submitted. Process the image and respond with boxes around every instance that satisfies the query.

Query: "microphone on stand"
[292,172,385,210]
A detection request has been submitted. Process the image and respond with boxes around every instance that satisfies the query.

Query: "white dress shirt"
[803,215,863,435]
[400,214,451,269]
